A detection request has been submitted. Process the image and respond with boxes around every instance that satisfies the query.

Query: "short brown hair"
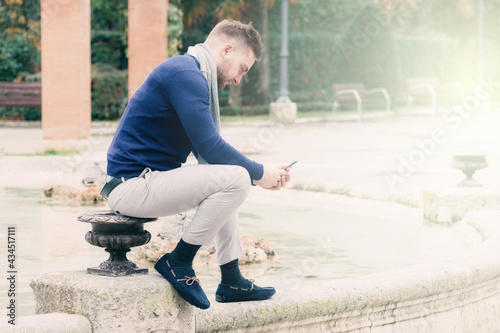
[208,20,263,60]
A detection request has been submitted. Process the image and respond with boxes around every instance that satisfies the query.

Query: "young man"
[101,20,291,310]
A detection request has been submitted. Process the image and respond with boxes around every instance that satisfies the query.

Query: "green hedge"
[267,2,401,105]
[91,30,128,70]
[395,34,460,83]
[220,101,336,116]
[0,34,40,82]
[0,106,40,121]
[220,105,269,117]
[91,63,128,120]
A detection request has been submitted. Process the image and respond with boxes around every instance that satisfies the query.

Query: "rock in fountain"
[42,184,105,205]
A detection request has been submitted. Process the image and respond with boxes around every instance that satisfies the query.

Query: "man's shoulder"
[155,54,200,75]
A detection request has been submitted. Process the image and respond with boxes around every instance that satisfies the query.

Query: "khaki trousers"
[107,165,251,265]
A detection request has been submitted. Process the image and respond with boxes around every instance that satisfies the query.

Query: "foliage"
[167,1,184,57]
[375,0,423,26]
[88,1,129,120]
[0,33,40,81]
[336,3,401,97]
[177,0,226,54]
[0,106,40,121]
[90,0,128,31]
[91,63,128,120]
[395,34,460,83]
[0,0,40,81]
[268,0,368,103]
[396,0,500,87]
[0,0,41,119]
[3,0,500,121]
[91,30,128,70]
[90,0,128,69]
[220,104,269,116]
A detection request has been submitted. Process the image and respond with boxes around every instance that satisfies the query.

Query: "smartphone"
[284,161,297,170]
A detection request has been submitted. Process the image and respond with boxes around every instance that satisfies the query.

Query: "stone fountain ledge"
[0,313,91,333]
[23,210,500,333]
[195,210,500,333]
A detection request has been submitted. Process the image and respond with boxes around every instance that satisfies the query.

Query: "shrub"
[91,30,128,70]
[0,33,40,82]
[220,105,269,117]
[91,63,128,120]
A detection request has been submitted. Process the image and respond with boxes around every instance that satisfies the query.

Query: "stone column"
[128,0,169,99]
[41,0,91,151]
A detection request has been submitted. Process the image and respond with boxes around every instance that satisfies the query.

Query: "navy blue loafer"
[215,279,276,303]
[154,253,210,310]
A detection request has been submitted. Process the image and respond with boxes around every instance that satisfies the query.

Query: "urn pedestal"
[78,210,157,276]
[451,154,487,187]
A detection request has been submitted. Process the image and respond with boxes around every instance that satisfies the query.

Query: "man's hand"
[253,165,292,191]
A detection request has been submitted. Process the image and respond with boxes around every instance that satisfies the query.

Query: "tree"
[412,0,500,87]
[0,0,40,81]
[210,0,299,106]
[336,2,401,97]
[212,0,273,106]
[176,0,300,107]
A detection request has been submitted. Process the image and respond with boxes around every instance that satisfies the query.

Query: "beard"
[216,60,230,90]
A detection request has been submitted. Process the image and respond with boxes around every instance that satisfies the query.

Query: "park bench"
[332,83,391,122]
[405,77,464,117]
[0,82,42,107]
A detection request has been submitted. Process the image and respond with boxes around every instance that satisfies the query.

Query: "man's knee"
[229,165,252,189]
[206,165,251,194]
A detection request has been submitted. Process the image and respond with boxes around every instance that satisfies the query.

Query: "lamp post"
[477,0,490,111]
[277,0,291,103]
[478,0,484,82]
[270,0,297,123]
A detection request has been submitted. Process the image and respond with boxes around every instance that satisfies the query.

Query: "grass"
[220,108,393,122]
[6,149,80,157]
[91,132,115,137]
[220,114,270,122]
[297,110,331,118]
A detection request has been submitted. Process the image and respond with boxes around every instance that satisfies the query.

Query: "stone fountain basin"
[3,187,500,332]
[195,209,500,332]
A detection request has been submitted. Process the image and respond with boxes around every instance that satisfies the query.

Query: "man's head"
[204,20,263,90]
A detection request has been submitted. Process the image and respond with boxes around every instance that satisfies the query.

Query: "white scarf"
[187,44,220,165]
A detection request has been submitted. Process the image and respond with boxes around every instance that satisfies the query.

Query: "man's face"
[217,45,256,90]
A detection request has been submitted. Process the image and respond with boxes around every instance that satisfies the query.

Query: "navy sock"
[220,259,247,287]
[169,239,201,276]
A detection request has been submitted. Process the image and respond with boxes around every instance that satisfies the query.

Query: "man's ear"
[221,43,233,58]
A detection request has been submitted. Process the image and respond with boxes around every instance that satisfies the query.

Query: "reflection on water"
[0,187,105,316]
[0,187,478,316]
[196,189,479,298]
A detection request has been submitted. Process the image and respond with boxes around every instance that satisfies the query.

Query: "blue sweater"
[106,54,264,181]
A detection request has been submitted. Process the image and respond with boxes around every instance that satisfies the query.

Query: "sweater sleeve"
[167,70,264,181]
